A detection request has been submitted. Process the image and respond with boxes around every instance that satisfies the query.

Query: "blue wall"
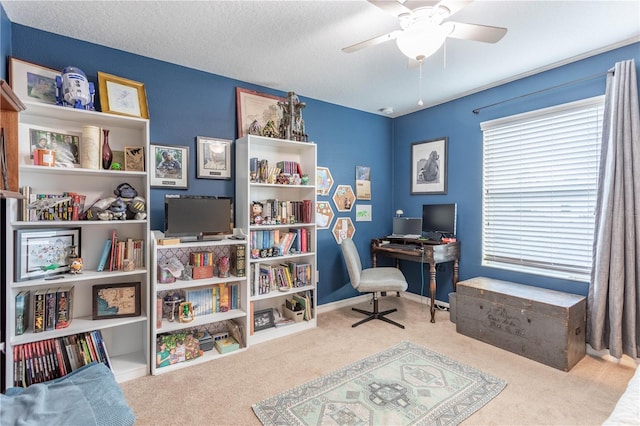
[0,5,10,81]
[7,23,394,306]
[393,42,640,301]
[4,9,639,305]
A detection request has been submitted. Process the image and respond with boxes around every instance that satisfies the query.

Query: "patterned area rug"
[252,341,506,426]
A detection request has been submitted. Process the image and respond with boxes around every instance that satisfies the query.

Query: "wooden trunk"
[456,277,586,371]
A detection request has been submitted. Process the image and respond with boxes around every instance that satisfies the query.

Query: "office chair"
[340,238,408,329]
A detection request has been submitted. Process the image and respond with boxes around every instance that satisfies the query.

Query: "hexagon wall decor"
[316,166,334,196]
[316,201,334,230]
[332,217,355,244]
[333,184,355,212]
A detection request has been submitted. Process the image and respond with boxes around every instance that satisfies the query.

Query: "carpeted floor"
[121,295,637,425]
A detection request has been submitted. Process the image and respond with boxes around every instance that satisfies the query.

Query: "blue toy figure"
[56,66,95,110]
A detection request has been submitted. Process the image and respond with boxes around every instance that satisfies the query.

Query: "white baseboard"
[317,292,449,314]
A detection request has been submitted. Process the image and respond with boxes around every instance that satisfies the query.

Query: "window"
[481,96,604,281]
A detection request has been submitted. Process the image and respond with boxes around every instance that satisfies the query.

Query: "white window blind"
[481,96,604,281]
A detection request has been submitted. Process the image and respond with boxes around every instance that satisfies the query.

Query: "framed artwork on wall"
[411,137,448,195]
[196,136,232,179]
[97,72,149,119]
[150,144,188,188]
[8,57,59,105]
[236,87,285,138]
[92,282,141,320]
[14,227,81,281]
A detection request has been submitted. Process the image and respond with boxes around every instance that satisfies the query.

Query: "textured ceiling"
[2,0,639,117]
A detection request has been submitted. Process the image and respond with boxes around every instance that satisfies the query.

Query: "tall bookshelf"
[150,231,248,375]
[3,101,150,388]
[235,135,317,345]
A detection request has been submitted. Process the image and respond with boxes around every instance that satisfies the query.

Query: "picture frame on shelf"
[92,282,142,320]
[97,71,149,119]
[8,57,60,105]
[29,127,80,167]
[124,146,145,172]
[14,228,81,282]
[236,87,285,138]
[150,144,188,188]
[253,308,275,332]
[196,136,232,179]
[411,137,448,195]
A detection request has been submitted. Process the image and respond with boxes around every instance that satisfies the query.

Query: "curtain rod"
[472,70,612,115]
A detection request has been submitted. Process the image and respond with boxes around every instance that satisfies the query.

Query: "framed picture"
[92,282,141,320]
[14,228,81,281]
[9,57,60,105]
[150,144,188,188]
[196,136,232,179]
[29,127,80,167]
[411,137,448,195]
[124,146,145,172]
[236,87,285,138]
[253,308,275,332]
[97,71,149,119]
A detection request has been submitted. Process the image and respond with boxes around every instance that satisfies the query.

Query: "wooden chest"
[456,277,586,371]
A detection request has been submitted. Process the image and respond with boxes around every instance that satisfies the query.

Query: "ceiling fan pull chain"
[418,58,424,106]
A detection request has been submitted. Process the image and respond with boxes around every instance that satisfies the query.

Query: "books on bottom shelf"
[12,330,110,388]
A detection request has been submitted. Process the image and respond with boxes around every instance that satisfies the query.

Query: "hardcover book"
[55,286,74,329]
[230,243,246,277]
[15,291,30,335]
[33,290,46,333]
[45,288,57,331]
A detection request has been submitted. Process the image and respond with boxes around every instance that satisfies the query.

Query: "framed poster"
[196,136,232,179]
[8,57,59,105]
[236,87,285,138]
[14,228,81,281]
[97,72,149,119]
[92,282,141,320]
[150,144,188,188]
[355,165,371,200]
[253,308,275,332]
[411,137,448,195]
[29,127,80,167]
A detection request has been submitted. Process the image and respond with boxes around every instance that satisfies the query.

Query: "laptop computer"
[388,217,422,239]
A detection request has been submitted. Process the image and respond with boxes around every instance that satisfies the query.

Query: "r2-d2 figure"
[56,66,95,110]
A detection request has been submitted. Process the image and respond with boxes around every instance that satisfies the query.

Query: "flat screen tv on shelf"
[164,195,233,241]
[422,203,457,240]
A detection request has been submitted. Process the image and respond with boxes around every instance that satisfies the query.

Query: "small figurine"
[69,257,83,274]
[252,201,263,225]
[56,66,95,110]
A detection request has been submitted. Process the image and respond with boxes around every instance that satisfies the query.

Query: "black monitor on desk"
[422,203,457,240]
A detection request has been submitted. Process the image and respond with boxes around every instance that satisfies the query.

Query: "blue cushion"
[1,362,135,426]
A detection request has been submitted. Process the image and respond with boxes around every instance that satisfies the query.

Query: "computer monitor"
[422,203,457,239]
[164,195,233,241]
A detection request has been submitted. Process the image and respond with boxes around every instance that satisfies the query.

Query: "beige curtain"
[587,59,640,359]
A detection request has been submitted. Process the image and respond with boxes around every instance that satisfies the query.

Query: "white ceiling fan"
[343,0,508,62]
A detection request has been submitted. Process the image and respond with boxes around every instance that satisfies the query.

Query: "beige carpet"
[121,296,637,425]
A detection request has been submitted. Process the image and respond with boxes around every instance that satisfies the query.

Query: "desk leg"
[453,259,459,291]
[429,263,436,323]
[372,252,377,268]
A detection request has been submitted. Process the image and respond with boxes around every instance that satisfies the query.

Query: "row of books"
[251,199,312,225]
[250,158,304,183]
[12,330,110,388]
[19,186,86,222]
[190,251,215,267]
[183,283,241,317]
[97,230,145,272]
[251,262,312,296]
[250,228,311,254]
[15,286,73,335]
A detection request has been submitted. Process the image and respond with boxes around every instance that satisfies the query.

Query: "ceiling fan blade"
[367,0,413,17]
[448,21,507,43]
[342,30,402,53]
[435,0,473,16]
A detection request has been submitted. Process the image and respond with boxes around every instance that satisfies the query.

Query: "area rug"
[252,341,506,426]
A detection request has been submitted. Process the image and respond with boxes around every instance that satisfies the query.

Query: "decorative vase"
[102,129,113,170]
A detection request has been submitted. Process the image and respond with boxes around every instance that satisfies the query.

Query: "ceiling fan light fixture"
[395,24,449,61]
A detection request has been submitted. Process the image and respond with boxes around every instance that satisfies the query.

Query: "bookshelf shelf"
[150,231,248,375]
[3,101,150,389]
[236,134,317,345]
